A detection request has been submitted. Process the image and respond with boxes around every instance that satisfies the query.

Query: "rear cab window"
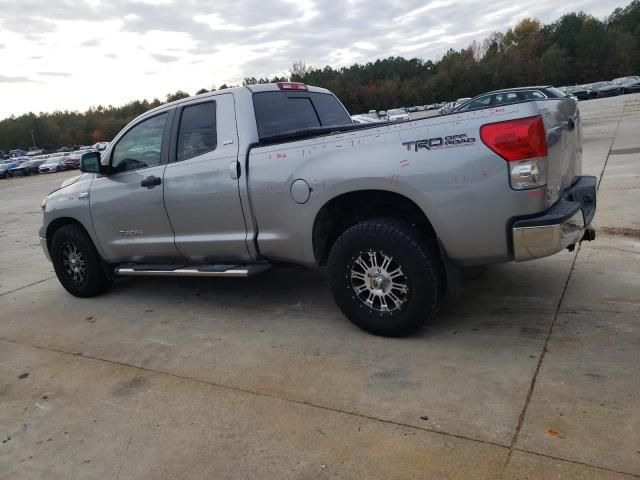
[253,91,351,139]
[543,87,567,98]
[521,90,546,100]
[456,95,492,111]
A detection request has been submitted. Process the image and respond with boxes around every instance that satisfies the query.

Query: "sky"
[0,0,623,119]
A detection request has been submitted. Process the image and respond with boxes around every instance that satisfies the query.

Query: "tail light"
[480,116,548,190]
[277,82,308,91]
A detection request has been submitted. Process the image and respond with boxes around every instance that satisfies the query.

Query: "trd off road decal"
[402,134,476,152]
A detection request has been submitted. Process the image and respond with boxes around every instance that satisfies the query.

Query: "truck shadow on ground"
[105,259,564,340]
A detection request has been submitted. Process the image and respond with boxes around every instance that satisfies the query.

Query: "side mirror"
[80,152,102,174]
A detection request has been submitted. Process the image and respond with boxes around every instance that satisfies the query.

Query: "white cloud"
[0,0,624,119]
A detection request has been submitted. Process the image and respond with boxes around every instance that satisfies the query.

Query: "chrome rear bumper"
[512,176,597,262]
[513,211,586,261]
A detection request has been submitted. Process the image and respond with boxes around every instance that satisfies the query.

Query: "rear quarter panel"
[248,104,550,266]
[537,98,581,205]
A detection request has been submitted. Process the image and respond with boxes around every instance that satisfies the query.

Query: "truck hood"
[47,173,84,196]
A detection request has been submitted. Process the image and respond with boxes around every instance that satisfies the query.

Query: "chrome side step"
[114,263,271,278]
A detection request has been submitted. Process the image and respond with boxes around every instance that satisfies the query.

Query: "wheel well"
[46,217,87,252]
[312,190,437,265]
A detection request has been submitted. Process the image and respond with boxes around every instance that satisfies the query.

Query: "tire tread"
[327,217,443,337]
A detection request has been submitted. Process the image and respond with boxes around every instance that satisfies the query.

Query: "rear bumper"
[512,176,597,262]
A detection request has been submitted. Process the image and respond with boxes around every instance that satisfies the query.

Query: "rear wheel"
[51,224,112,297]
[327,218,444,337]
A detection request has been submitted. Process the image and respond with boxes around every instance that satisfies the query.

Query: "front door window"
[111,113,168,173]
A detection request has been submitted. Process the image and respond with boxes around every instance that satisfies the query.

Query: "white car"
[39,159,66,173]
[25,149,45,157]
[439,102,457,114]
[386,108,410,121]
[92,142,110,151]
[39,153,70,173]
[454,97,472,110]
[351,114,382,124]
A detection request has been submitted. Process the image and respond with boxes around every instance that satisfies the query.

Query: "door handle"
[229,161,241,180]
[141,175,161,188]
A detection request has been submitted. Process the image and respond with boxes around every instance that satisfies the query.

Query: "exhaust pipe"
[582,227,596,242]
[567,227,596,253]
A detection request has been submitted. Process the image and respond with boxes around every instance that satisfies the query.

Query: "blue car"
[0,160,19,178]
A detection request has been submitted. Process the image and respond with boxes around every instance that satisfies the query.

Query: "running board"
[114,263,271,278]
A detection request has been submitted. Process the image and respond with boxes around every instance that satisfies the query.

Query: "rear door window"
[176,101,217,162]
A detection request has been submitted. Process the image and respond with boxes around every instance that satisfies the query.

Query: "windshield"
[590,82,611,89]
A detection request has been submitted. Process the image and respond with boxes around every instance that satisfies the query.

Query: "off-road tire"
[327,218,444,337]
[51,224,113,297]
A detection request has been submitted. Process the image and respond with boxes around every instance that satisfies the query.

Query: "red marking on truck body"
[528,189,545,199]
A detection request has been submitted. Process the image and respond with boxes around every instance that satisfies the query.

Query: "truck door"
[89,110,182,263]
[162,93,251,263]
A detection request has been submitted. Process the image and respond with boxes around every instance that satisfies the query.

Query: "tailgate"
[540,98,582,206]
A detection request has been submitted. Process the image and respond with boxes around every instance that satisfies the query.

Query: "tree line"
[1,1,638,151]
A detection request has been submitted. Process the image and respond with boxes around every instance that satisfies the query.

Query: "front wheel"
[51,224,113,297]
[327,218,444,337]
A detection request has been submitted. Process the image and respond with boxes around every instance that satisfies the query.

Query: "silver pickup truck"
[40,82,596,336]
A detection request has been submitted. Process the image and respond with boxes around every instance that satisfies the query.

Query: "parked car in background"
[455,97,472,108]
[387,108,410,121]
[92,142,110,151]
[39,156,68,173]
[438,102,456,114]
[377,110,387,119]
[559,85,589,100]
[63,157,81,170]
[8,149,27,158]
[0,160,19,178]
[9,158,46,176]
[612,76,640,94]
[452,87,566,112]
[586,81,621,98]
[25,148,45,157]
[64,149,95,169]
[351,114,382,124]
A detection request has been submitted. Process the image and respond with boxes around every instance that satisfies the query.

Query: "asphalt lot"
[1,94,639,479]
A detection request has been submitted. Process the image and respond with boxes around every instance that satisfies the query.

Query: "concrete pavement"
[0,94,638,479]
